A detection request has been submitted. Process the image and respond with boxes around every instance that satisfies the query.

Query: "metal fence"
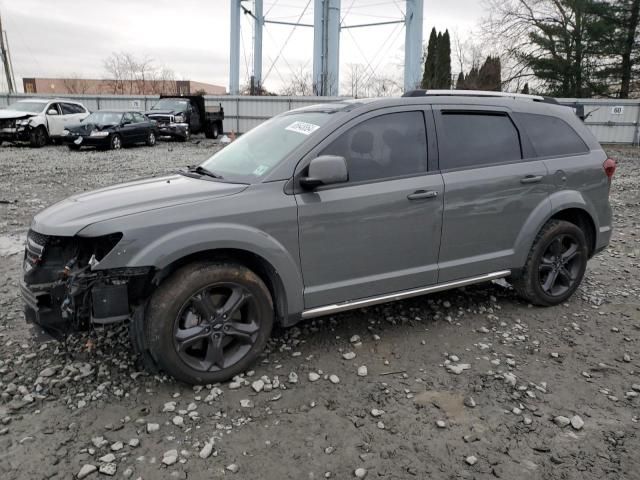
[1,93,638,144]
[557,98,640,145]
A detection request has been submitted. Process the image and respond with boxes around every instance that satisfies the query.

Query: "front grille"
[25,229,49,267]
[28,229,49,247]
[148,114,172,124]
[0,118,15,129]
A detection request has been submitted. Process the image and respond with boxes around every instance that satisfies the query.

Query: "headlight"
[16,119,30,126]
[89,130,109,137]
[62,129,69,136]
[174,115,185,123]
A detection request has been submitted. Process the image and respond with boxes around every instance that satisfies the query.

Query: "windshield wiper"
[187,165,224,179]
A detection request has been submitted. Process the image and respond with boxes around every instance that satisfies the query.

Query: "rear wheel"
[145,262,274,384]
[29,126,48,148]
[204,123,219,139]
[109,134,122,150]
[513,220,588,306]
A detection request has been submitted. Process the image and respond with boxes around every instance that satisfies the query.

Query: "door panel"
[434,107,553,282]
[297,175,444,307]
[45,103,64,136]
[295,108,442,309]
[438,162,551,281]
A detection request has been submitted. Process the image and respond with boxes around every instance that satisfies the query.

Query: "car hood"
[146,109,181,116]
[31,174,248,236]
[0,109,36,120]
[66,122,116,134]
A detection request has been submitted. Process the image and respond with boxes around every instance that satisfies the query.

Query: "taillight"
[603,158,616,179]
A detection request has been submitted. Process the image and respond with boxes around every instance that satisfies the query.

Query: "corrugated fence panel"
[557,98,640,144]
[1,93,638,143]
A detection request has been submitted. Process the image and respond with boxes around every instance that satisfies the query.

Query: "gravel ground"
[0,138,639,480]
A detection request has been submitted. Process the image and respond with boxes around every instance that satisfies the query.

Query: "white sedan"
[0,98,90,147]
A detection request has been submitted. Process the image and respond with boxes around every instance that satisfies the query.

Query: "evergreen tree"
[521,83,530,94]
[438,30,452,88]
[421,28,452,89]
[477,56,502,91]
[456,72,466,89]
[421,28,438,89]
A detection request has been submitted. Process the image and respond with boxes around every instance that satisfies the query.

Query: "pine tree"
[438,30,452,88]
[521,83,530,94]
[456,72,466,89]
[477,56,501,91]
[421,28,438,89]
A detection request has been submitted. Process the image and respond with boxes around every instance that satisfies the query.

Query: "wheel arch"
[514,192,598,270]
[153,248,291,326]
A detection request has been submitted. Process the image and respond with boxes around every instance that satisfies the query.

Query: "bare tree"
[62,73,90,94]
[280,67,316,96]
[103,51,178,95]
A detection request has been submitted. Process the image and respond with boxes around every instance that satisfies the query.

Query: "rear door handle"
[520,175,544,184]
[407,190,438,200]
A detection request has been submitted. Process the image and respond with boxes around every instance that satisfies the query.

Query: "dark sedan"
[62,110,157,150]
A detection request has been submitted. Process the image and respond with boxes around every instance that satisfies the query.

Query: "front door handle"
[407,190,438,200]
[520,175,544,184]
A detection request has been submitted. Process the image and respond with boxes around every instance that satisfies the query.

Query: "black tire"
[178,128,191,142]
[109,134,122,150]
[145,262,274,384]
[67,144,81,151]
[204,123,219,139]
[146,130,156,147]
[512,220,588,306]
[29,126,48,148]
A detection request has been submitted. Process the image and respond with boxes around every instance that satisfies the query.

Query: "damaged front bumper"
[0,125,31,143]
[21,230,153,332]
[156,122,189,139]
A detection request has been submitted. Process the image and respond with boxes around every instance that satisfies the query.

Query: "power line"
[262,0,312,83]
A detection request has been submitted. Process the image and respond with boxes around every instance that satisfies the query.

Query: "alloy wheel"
[538,233,583,297]
[173,283,260,372]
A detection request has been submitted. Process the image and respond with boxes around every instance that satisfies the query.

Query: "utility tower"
[0,12,16,93]
[229,0,424,96]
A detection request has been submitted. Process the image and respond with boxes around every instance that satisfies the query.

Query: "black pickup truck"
[145,95,224,141]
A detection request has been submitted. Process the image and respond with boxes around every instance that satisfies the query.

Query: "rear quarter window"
[514,113,589,157]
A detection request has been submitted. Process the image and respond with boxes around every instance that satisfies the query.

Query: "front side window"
[200,111,332,183]
[439,112,522,170]
[123,112,134,124]
[132,112,146,123]
[46,103,61,115]
[514,113,588,158]
[320,111,428,183]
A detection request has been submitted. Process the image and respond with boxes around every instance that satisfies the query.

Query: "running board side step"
[301,270,511,319]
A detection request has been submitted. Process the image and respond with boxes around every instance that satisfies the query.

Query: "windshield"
[84,112,123,125]
[151,99,189,111]
[6,101,47,113]
[200,112,331,182]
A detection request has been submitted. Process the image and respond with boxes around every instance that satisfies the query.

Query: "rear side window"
[320,111,428,183]
[439,112,522,170]
[515,113,588,157]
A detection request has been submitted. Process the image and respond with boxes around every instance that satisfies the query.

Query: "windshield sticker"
[285,121,320,136]
[253,165,269,176]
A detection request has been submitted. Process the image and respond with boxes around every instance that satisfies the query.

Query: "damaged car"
[0,98,89,147]
[62,110,157,150]
[22,92,614,384]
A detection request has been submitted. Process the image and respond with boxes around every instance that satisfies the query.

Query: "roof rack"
[402,89,558,104]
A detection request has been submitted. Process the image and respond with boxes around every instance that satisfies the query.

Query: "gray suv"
[21,92,616,384]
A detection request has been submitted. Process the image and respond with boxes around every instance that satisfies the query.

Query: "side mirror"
[47,109,58,116]
[300,155,348,190]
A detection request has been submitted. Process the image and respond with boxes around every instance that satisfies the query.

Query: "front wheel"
[109,134,122,150]
[145,262,274,384]
[29,126,48,148]
[513,220,588,306]
[146,131,156,146]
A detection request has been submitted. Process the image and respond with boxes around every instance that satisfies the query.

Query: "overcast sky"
[0,0,487,93]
